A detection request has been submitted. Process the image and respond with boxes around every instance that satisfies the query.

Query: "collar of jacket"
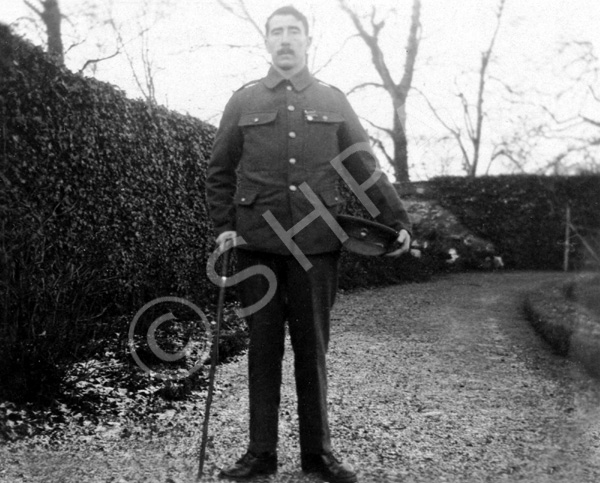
[262,65,313,92]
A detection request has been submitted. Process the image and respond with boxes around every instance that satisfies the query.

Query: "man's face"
[265,14,311,72]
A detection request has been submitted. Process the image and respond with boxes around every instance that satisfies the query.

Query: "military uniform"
[206,66,410,457]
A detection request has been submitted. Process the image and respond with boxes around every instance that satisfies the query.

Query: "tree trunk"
[393,0,421,184]
[42,0,63,64]
[393,97,410,183]
[339,0,420,184]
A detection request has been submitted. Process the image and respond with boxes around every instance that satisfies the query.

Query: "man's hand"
[216,230,237,253]
[386,229,411,257]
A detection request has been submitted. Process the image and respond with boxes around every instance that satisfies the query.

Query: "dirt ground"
[2,271,600,483]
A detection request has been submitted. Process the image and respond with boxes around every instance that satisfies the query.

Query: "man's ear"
[264,36,274,55]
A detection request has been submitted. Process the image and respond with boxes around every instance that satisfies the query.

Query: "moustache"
[277,48,295,55]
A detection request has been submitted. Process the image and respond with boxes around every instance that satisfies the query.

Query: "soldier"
[206,6,411,482]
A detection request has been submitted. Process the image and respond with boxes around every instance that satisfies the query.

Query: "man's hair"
[265,5,309,36]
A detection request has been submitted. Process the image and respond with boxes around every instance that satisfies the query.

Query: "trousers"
[236,248,340,455]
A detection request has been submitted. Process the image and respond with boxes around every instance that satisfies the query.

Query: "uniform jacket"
[206,66,411,255]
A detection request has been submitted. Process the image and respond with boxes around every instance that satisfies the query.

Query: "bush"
[404,198,501,272]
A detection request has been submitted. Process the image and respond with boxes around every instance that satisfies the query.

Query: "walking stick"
[198,245,231,480]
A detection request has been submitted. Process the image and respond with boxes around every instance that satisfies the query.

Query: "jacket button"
[288,105,295,111]
[288,132,296,139]
[241,197,246,202]
[323,115,329,121]
[289,185,297,191]
[253,118,259,123]
[286,85,293,91]
[289,158,297,164]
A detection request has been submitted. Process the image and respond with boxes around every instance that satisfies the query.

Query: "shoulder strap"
[315,78,344,94]
[235,79,261,92]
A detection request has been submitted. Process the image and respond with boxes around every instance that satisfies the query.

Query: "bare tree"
[109,20,157,105]
[338,0,421,184]
[15,0,121,73]
[104,1,175,105]
[495,40,600,176]
[543,40,600,173]
[419,0,507,177]
[23,0,64,64]
[467,0,507,176]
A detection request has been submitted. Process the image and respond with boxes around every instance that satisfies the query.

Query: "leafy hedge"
[1,26,216,400]
[429,175,600,270]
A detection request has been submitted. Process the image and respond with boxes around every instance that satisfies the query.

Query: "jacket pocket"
[304,111,345,169]
[238,111,281,171]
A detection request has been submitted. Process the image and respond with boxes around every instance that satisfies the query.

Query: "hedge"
[1,26,217,400]
[429,175,600,270]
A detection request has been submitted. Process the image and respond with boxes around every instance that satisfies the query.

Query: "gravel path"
[2,271,600,483]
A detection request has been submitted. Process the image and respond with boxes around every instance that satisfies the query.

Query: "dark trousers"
[236,249,340,455]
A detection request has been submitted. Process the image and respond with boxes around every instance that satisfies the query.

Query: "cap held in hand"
[337,215,399,256]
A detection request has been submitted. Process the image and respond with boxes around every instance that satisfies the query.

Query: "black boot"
[301,453,358,483]
[219,451,277,480]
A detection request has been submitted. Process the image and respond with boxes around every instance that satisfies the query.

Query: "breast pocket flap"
[305,111,344,123]
[239,111,278,127]
[320,190,344,207]
[234,190,259,206]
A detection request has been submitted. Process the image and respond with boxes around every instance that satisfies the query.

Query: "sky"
[2,0,599,180]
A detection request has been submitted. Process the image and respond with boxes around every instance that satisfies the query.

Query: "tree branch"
[23,0,42,18]
[458,92,475,141]
[312,35,354,76]
[582,116,600,128]
[216,0,265,40]
[415,87,472,172]
[359,116,394,137]
[338,0,395,92]
[369,135,394,166]
[346,82,384,96]
[78,50,120,73]
[64,38,86,55]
